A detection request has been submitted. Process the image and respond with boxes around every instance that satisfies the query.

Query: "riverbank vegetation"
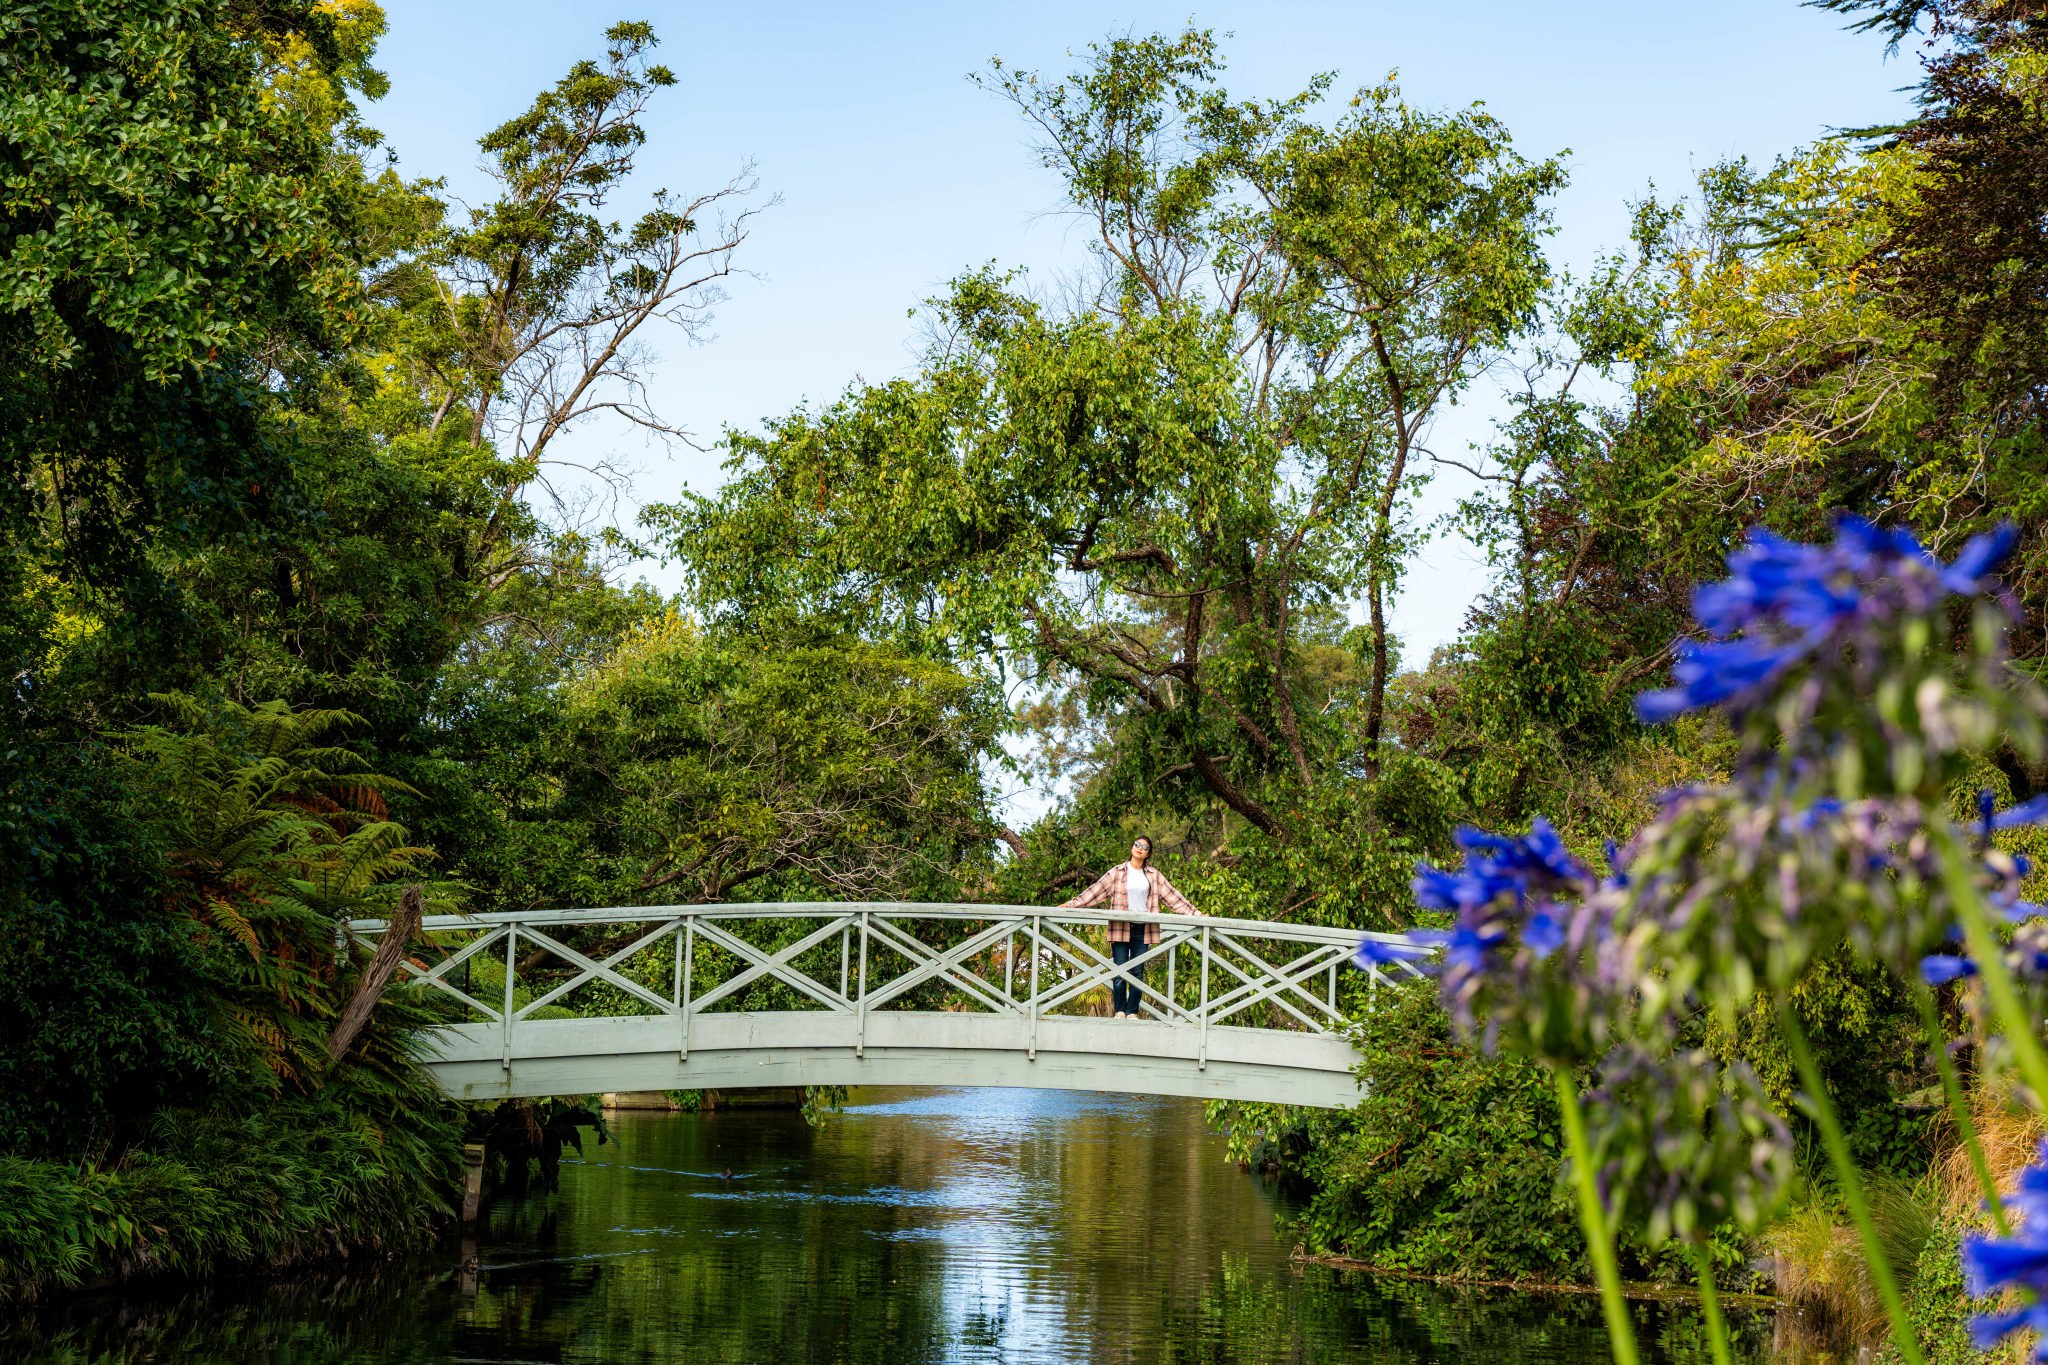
[6,0,2048,1347]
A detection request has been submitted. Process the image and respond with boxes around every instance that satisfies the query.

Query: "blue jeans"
[1111,938,1147,1015]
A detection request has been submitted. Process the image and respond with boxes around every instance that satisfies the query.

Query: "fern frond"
[202,894,260,957]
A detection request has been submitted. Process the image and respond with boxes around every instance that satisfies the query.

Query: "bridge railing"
[347,904,1423,1067]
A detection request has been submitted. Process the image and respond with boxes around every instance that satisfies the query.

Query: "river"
[1,1087,1771,1363]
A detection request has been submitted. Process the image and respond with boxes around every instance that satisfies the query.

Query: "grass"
[1768,1175,1941,1353]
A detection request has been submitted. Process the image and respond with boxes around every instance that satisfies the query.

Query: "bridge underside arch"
[421,1011,1363,1109]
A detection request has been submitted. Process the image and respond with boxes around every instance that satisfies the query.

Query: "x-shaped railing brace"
[395,922,512,1021]
[859,915,1026,1015]
[1032,922,1197,1021]
[1201,933,1355,1032]
[688,915,859,1014]
[513,921,684,1020]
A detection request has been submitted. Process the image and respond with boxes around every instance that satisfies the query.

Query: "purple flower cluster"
[1922,919,2048,988]
[1635,518,2016,724]
[1964,1145,2048,1357]
[1918,804,2048,985]
[1352,817,1622,1045]
[1583,1047,1793,1246]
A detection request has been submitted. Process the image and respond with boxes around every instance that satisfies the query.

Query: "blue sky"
[368,1,1918,808]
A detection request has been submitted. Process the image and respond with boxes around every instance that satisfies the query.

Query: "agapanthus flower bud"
[1351,935,1434,971]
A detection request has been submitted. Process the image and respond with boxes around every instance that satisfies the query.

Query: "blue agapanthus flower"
[1440,924,1507,971]
[1635,517,2017,724]
[1968,1301,2048,1359]
[1412,863,1516,914]
[1995,794,2048,831]
[1634,638,1811,725]
[1943,522,2019,594]
[1368,816,1596,992]
[1522,912,1566,959]
[1921,954,1979,986]
[1459,816,1582,888]
[1600,838,1628,889]
[1351,935,1436,971]
[1965,1150,2048,1359]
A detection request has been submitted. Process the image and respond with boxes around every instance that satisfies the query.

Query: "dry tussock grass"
[1936,1073,2046,1219]
[1767,1176,1938,1352]
[1768,1074,2040,1361]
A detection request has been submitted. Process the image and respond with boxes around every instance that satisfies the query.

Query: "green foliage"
[1899,1216,1977,1365]
[800,1086,850,1127]
[116,694,457,1093]
[0,744,226,1159]
[557,613,1003,904]
[660,30,1562,848]
[0,693,464,1295]
[1211,979,1584,1280]
[462,1098,608,1197]
[0,1090,459,1302]
[0,0,372,653]
[1703,950,1935,1179]
[996,747,1461,930]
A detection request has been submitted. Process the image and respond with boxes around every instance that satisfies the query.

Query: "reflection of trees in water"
[0,1262,455,1365]
[0,1101,1780,1365]
[1151,1260,1779,1365]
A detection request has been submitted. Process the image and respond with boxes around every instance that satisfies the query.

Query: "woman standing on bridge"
[1059,837,1200,1020]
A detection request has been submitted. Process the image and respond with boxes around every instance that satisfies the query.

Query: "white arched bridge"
[350,904,1422,1109]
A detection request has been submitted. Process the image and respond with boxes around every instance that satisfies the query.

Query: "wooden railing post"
[1198,923,1210,1071]
[461,1142,486,1222]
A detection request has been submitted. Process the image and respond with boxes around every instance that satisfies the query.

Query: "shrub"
[1211,977,1585,1280]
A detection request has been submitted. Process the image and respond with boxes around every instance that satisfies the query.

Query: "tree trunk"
[1363,570,1390,765]
[327,884,425,1061]
[1361,421,1412,767]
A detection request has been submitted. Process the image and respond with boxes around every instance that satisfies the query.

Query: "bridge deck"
[422,1010,1363,1108]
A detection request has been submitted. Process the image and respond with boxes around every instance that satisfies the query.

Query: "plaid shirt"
[1060,862,1199,943]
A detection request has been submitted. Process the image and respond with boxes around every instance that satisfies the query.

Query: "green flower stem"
[1554,1068,1639,1365]
[1684,1239,1734,1365]
[1777,1001,1927,1365]
[1914,983,2009,1235]
[1939,826,2048,1115]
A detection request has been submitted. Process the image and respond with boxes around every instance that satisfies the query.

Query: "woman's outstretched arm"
[1152,871,1199,916]
[1060,869,1116,909]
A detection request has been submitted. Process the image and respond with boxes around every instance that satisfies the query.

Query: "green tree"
[557,614,1002,904]
[661,30,1560,861]
[0,0,376,660]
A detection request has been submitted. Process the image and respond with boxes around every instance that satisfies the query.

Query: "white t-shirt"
[1125,863,1150,915]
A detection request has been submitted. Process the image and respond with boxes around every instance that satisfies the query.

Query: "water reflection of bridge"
[350,905,1422,1109]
